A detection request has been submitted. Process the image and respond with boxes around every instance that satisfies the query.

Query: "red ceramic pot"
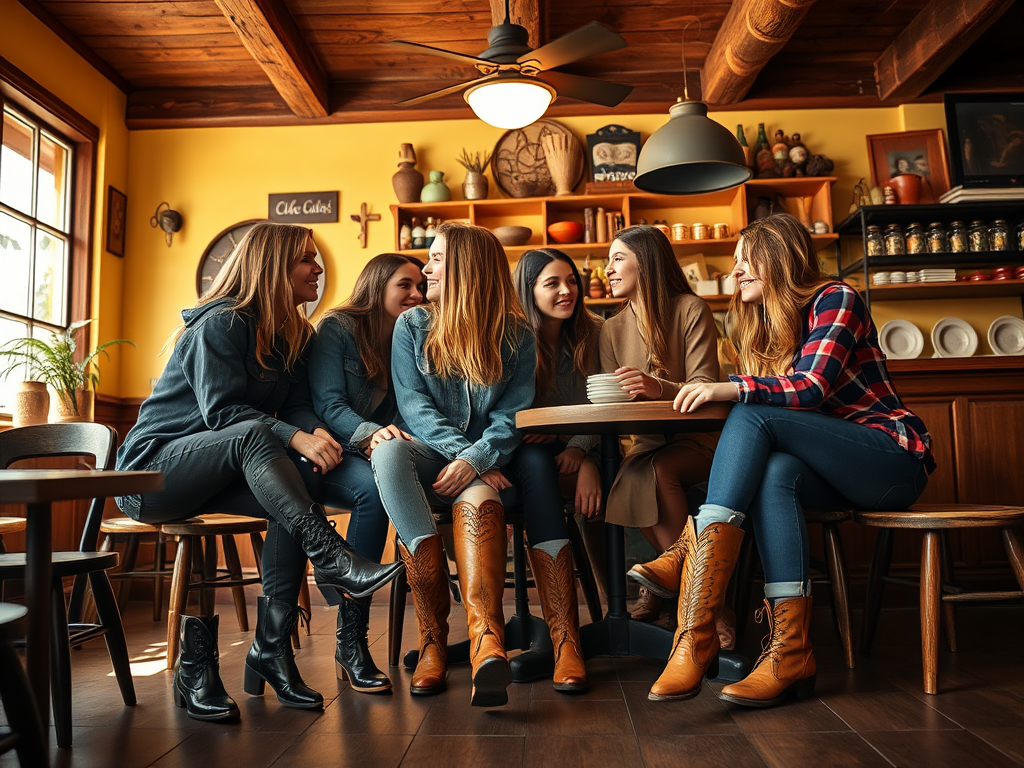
[888,173,923,205]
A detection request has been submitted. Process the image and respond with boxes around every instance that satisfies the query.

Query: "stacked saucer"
[889,271,907,284]
[918,268,957,283]
[586,373,630,404]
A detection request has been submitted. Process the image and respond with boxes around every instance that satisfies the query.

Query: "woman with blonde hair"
[371,221,535,707]
[642,213,933,706]
[599,226,721,626]
[308,253,424,694]
[116,222,403,722]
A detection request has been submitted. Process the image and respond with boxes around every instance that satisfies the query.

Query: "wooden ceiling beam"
[701,0,819,105]
[488,0,544,48]
[212,0,329,118]
[874,0,1015,102]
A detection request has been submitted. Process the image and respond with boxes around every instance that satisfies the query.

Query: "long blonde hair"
[730,213,831,376]
[612,225,694,377]
[423,221,526,386]
[175,222,315,370]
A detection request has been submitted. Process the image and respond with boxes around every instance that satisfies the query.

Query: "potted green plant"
[457,148,492,200]
[0,320,134,423]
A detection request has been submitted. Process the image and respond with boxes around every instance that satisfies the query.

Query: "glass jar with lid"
[866,225,884,257]
[949,221,968,253]
[904,222,925,254]
[926,222,948,254]
[989,220,1009,251]
[884,224,905,256]
[969,220,990,252]
[1016,220,1024,252]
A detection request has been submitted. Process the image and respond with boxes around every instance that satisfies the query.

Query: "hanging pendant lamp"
[633,18,751,195]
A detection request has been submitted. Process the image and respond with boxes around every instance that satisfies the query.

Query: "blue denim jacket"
[308,312,393,450]
[392,305,536,475]
[116,299,325,472]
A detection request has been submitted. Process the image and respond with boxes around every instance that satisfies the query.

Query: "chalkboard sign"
[268,191,338,223]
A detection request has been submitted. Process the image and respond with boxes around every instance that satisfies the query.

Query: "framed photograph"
[679,254,709,286]
[944,92,1024,189]
[106,186,127,257]
[866,130,951,203]
[586,124,640,183]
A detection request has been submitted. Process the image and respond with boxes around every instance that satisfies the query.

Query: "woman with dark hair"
[507,247,603,693]
[308,253,425,694]
[643,213,933,707]
[115,223,403,722]
[600,226,722,628]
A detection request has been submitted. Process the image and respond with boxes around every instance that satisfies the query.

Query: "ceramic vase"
[889,173,922,205]
[462,170,488,200]
[53,388,95,423]
[13,381,49,427]
[421,171,451,203]
[392,143,424,204]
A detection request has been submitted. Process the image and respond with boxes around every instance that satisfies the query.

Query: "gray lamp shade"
[634,100,752,195]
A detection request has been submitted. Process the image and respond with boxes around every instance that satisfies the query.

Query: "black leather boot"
[243,596,323,709]
[173,614,239,721]
[336,595,392,694]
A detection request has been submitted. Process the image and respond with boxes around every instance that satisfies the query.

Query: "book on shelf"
[939,186,1024,204]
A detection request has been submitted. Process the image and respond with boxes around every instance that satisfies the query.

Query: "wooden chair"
[0,602,47,768]
[0,518,27,554]
[0,422,135,748]
[854,503,1024,694]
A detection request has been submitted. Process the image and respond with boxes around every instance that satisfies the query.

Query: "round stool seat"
[0,601,28,626]
[161,513,268,537]
[0,517,26,535]
[804,508,852,523]
[855,504,1024,529]
[0,550,120,577]
[99,516,161,534]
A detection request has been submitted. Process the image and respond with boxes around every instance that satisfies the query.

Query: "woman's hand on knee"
[673,382,741,413]
[480,468,512,492]
[433,459,477,498]
[615,367,662,400]
[575,458,602,518]
[366,424,413,456]
[290,428,344,474]
[554,446,586,474]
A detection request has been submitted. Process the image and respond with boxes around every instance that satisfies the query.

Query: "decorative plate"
[931,317,978,358]
[987,315,1024,356]
[490,119,583,198]
[878,319,923,360]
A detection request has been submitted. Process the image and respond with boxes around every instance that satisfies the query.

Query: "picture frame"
[106,186,127,257]
[943,92,1024,189]
[679,254,709,286]
[866,130,951,204]
[586,124,641,183]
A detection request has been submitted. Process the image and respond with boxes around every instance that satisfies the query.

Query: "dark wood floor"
[2,584,1023,768]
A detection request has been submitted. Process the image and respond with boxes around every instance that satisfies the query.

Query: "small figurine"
[883,186,897,205]
[755,148,778,178]
[805,153,835,177]
[788,133,809,176]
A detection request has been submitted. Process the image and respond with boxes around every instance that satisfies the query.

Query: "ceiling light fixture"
[633,17,751,195]
[464,76,555,130]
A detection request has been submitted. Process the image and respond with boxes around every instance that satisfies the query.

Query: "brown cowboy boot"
[452,498,512,707]
[719,597,816,708]
[628,533,687,598]
[630,586,664,622]
[649,519,745,701]
[528,544,588,693]
[398,536,450,696]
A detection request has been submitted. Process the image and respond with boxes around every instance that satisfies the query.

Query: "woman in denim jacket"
[507,248,604,693]
[115,223,402,722]
[307,253,424,694]
[371,221,535,708]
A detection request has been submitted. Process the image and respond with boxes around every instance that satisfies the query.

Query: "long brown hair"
[513,248,598,394]
[612,225,695,376]
[322,253,425,388]
[730,213,831,376]
[175,222,314,370]
[423,221,526,386]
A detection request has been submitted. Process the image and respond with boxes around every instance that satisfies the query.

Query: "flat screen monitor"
[944,92,1024,189]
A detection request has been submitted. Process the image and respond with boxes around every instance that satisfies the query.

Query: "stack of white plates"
[586,373,630,404]
[872,272,891,285]
[932,317,978,358]
[889,271,907,284]
[905,272,921,283]
[919,269,956,283]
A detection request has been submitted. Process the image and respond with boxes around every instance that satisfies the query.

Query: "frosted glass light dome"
[465,79,555,130]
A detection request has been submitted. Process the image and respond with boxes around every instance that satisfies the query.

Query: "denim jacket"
[116,298,325,472]
[392,305,536,475]
[308,312,393,450]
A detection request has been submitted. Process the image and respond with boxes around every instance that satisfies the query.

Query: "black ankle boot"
[292,506,405,602]
[243,596,323,709]
[336,596,392,694]
[173,614,239,721]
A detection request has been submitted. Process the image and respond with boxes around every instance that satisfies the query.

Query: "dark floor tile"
[864,729,1022,768]
[148,727,298,768]
[971,728,1024,765]
[417,667,529,736]
[271,732,413,768]
[611,654,665,683]
[748,732,892,768]
[718,688,852,734]
[40,726,198,768]
[523,735,644,768]
[401,735,524,768]
[621,681,739,736]
[639,733,767,768]
[822,690,960,731]
[917,690,1024,729]
[527,697,632,737]
[305,684,432,735]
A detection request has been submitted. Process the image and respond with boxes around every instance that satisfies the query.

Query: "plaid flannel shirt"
[729,282,935,472]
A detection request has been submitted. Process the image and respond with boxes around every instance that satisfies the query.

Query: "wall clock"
[196,219,326,317]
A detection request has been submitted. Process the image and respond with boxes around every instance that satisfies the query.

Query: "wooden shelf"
[857,279,1024,302]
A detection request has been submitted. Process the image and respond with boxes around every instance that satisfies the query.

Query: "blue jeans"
[505,442,569,546]
[703,404,929,586]
[315,450,390,562]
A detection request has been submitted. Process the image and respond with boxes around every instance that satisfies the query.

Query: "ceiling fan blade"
[536,70,632,107]
[518,21,626,71]
[389,40,492,67]
[393,74,501,107]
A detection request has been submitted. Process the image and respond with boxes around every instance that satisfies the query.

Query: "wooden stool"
[0,518,26,554]
[0,602,47,767]
[98,517,174,621]
[855,503,1024,694]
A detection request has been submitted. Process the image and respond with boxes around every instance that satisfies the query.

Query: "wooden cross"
[350,202,380,249]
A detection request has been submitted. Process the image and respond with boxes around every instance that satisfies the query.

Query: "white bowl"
[878,319,923,359]
[987,315,1024,356]
[932,317,978,358]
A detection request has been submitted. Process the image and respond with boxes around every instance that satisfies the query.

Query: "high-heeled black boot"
[173,614,239,721]
[243,596,323,708]
[336,595,392,694]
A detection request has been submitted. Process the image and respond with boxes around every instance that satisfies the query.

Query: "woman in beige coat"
[600,225,722,625]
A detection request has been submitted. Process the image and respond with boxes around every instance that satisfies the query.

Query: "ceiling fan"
[389,0,632,128]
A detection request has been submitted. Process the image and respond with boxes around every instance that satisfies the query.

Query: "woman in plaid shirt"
[639,213,934,708]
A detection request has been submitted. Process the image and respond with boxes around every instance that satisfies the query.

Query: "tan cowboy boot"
[719,597,816,708]
[649,519,745,701]
[398,536,450,696]
[628,533,686,598]
[528,544,588,693]
[630,587,664,622]
[452,498,512,707]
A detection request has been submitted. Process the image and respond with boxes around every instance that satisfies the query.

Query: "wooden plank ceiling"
[19,0,1024,129]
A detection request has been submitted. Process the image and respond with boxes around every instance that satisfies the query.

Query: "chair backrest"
[0,422,118,553]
